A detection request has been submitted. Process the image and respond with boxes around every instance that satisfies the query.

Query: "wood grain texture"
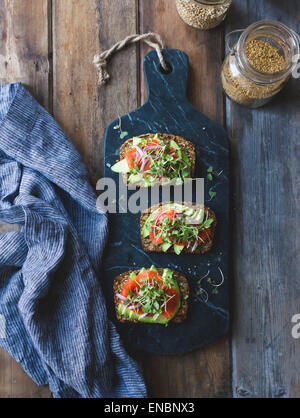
[0,0,52,398]
[226,0,300,398]
[0,0,52,110]
[139,0,231,398]
[53,0,139,184]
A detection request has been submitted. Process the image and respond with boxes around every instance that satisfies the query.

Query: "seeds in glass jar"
[176,0,232,30]
[245,39,287,73]
[221,53,289,108]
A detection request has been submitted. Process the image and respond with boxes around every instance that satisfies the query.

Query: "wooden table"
[0,0,300,398]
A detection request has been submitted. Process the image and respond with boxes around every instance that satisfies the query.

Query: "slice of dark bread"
[118,133,196,187]
[140,202,217,255]
[114,268,189,324]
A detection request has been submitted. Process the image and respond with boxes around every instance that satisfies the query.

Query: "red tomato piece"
[163,287,179,319]
[149,230,163,245]
[125,148,137,170]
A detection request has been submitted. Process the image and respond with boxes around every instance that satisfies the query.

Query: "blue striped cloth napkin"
[0,83,146,398]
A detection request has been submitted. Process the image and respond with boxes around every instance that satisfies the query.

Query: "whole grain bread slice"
[114,268,189,324]
[140,202,217,255]
[117,133,196,187]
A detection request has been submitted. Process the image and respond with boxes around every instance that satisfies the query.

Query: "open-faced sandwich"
[141,202,217,255]
[114,265,189,325]
[111,133,195,187]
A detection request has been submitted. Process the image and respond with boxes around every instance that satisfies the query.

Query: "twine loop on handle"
[93,33,167,85]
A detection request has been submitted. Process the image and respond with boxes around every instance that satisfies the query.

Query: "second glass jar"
[176,0,232,30]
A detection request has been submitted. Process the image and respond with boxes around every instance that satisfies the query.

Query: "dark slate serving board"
[102,49,230,355]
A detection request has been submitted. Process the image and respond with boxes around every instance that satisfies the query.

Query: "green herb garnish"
[209,190,217,200]
[124,270,176,316]
[120,131,128,139]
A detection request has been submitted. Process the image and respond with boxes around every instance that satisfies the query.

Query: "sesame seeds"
[176,0,232,30]
[245,40,287,74]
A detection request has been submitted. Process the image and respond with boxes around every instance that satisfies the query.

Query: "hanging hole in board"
[159,61,173,75]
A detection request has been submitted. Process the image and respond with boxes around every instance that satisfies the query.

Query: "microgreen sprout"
[207,166,213,181]
[208,190,217,201]
[122,272,177,318]
[206,166,223,200]
[207,166,223,181]
[194,267,225,303]
[113,117,128,140]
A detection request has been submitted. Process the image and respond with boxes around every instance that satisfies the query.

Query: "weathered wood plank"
[0,0,52,398]
[226,0,300,398]
[53,0,139,184]
[0,0,52,110]
[139,0,231,398]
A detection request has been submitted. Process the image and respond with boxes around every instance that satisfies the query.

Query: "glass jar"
[176,0,232,30]
[221,20,300,108]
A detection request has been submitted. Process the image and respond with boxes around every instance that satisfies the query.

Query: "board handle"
[143,49,189,101]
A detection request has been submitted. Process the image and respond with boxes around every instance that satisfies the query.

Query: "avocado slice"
[132,137,143,146]
[118,305,170,324]
[174,244,185,255]
[162,268,174,282]
[161,242,172,252]
[150,265,159,273]
[128,173,143,184]
[111,159,130,173]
